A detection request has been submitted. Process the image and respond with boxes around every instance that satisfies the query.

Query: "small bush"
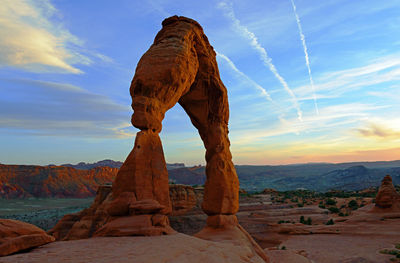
[326,198,337,206]
[300,216,305,224]
[318,204,326,209]
[380,249,400,256]
[328,207,340,213]
[326,219,334,225]
[348,200,359,210]
[281,246,286,250]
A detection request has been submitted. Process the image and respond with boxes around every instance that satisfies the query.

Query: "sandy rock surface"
[1,233,266,263]
[0,219,54,257]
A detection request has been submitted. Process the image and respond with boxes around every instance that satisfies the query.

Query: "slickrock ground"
[1,234,265,263]
[0,219,54,257]
[280,204,400,263]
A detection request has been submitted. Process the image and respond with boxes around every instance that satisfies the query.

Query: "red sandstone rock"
[106,191,136,216]
[0,219,55,256]
[112,130,171,215]
[49,185,173,240]
[169,184,197,216]
[0,164,117,198]
[50,16,243,246]
[264,249,312,263]
[94,215,175,237]
[374,175,400,209]
[48,185,112,240]
[195,222,270,262]
[114,15,239,219]
[129,199,165,214]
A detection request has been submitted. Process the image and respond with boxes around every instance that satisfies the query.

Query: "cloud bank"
[0,0,91,73]
[0,78,133,137]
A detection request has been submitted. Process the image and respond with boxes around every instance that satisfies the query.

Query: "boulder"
[106,191,136,216]
[169,184,197,216]
[0,219,54,256]
[375,175,400,208]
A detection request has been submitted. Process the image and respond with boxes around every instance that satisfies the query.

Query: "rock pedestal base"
[48,186,174,240]
[195,215,270,262]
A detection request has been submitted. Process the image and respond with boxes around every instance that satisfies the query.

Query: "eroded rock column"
[112,130,171,214]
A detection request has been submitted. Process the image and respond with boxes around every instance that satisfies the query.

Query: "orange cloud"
[357,123,400,139]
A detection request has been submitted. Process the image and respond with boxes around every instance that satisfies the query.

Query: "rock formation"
[0,219,55,256]
[49,15,267,261]
[48,184,200,239]
[110,15,239,232]
[169,184,197,216]
[0,164,117,198]
[113,15,239,217]
[373,175,400,211]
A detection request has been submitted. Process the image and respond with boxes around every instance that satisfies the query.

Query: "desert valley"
[1,159,400,262]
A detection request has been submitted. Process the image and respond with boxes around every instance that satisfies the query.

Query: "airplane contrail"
[290,0,319,115]
[218,1,303,121]
[216,52,273,102]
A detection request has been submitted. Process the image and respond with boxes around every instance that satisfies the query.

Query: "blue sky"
[1,0,400,166]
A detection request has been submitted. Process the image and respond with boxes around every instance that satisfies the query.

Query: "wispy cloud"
[230,102,387,145]
[216,52,273,102]
[357,122,400,140]
[290,0,319,115]
[218,1,303,121]
[0,0,96,73]
[0,78,133,137]
[294,54,400,99]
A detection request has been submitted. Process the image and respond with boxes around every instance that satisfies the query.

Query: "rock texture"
[373,175,400,211]
[0,219,54,256]
[112,15,239,219]
[169,184,197,216]
[48,185,176,240]
[48,15,266,261]
[0,234,268,263]
[0,164,117,198]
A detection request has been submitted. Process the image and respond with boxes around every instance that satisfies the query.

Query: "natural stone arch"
[112,16,239,218]
[48,17,269,261]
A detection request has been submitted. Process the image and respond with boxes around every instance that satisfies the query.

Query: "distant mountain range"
[1,160,400,198]
[0,164,117,199]
[167,161,400,192]
[60,160,185,170]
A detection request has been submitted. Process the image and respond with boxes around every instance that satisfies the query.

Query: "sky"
[1,0,400,166]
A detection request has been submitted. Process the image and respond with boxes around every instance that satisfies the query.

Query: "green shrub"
[326,198,337,206]
[297,203,304,207]
[326,219,334,225]
[318,204,326,209]
[300,216,305,224]
[306,217,312,225]
[328,207,340,213]
[379,249,399,256]
[348,200,359,210]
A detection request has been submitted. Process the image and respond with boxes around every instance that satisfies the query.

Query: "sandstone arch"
[112,16,239,218]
